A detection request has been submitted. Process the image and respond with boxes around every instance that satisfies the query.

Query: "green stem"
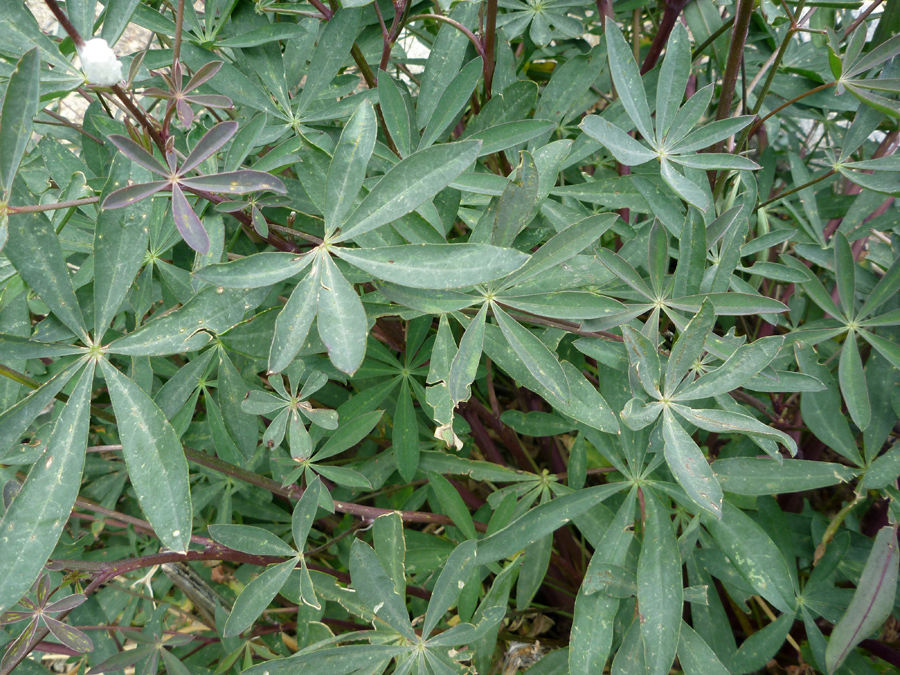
[172,0,185,69]
[409,14,486,61]
[8,196,99,214]
[813,495,864,565]
[691,16,736,62]
[756,169,835,210]
[483,0,498,101]
[745,81,836,140]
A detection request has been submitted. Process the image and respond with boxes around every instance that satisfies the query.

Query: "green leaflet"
[0,49,40,197]
[101,360,192,553]
[317,254,367,375]
[269,263,321,374]
[570,492,636,675]
[334,141,482,243]
[713,458,858,495]
[5,178,89,344]
[678,623,730,675]
[662,411,723,518]
[325,100,377,233]
[93,156,152,338]
[448,303,488,405]
[377,70,416,157]
[825,525,899,674]
[294,8,361,116]
[0,363,80,458]
[335,243,527,290]
[638,489,683,675]
[194,252,314,289]
[372,511,406,598]
[416,2,479,129]
[703,501,796,614]
[0,361,93,615]
[418,57,483,151]
[225,559,297,637]
[208,524,296,557]
[108,287,268,356]
[604,22,654,140]
[476,484,625,564]
[349,539,416,640]
[422,540,477,638]
[493,303,569,404]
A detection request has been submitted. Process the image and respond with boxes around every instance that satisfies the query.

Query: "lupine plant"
[0,0,899,673]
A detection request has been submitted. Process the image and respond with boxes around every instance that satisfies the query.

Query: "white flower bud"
[77,38,123,86]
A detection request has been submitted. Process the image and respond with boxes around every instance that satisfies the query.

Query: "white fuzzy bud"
[77,38,123,86]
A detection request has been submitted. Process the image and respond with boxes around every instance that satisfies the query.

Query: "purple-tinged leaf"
[89,644,152,672]
[214,200,250,213]
[0,618,38,672]
[825,525,899,674]
[142,87,175,99]
[172,60,184,89]
[181,121,239,173]
[172,183,210,254]
[177,98,194,128]
[16,597,36,612]
[251,205,268,237]
[45,593,87,614]
[165,136,178,173]
[34,574,49,606]
[107,135,168,176]
[102,180,167,209]
[185,94,233,109]
[44,616,93,653]
[184,61,224,93]
[0,611,32,626]
[179,170,286,195]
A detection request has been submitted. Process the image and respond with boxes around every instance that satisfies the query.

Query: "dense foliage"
[1,0,900,672]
